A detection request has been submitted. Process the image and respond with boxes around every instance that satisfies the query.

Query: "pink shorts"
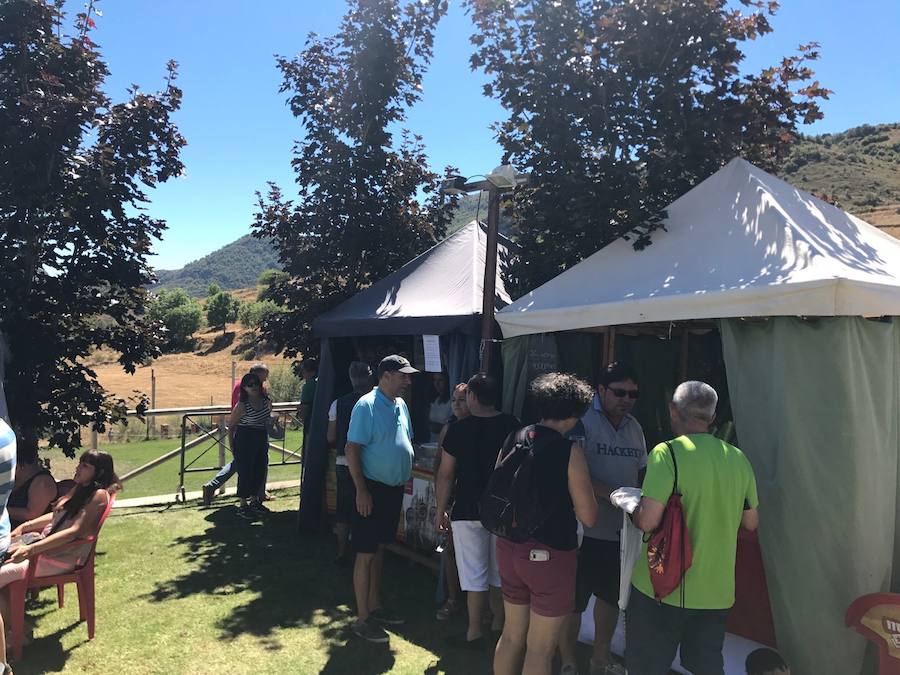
[495,537,577,617]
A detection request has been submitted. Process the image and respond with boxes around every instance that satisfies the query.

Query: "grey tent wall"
[721,317,900,675]
[297,338,337,532]
[444,333,480,390]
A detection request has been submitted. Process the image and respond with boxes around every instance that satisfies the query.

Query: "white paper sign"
[423,334,442,373]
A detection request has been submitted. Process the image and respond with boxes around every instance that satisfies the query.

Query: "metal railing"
[118,402,303,502]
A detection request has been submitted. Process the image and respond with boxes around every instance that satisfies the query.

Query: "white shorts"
[451,520,500,592]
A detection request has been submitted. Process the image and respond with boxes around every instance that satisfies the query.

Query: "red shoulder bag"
[646,441,693,603]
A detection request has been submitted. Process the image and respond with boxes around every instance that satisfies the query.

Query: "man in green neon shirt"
[628,381,759,675]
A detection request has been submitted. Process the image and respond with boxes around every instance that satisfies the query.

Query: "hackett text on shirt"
[594,442,643,459]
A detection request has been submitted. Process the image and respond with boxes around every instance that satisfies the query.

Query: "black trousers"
[625,586,729,675]
[233,427,268,499]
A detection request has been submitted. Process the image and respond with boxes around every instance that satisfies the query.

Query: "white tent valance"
[497,158,900,338]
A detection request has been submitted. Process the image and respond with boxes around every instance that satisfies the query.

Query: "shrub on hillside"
[239,300,285,331]
[148,288,203,351]
[257,268,290,301]
[205,291,241,334]
[258,268,289,287]
[266,366,304,402]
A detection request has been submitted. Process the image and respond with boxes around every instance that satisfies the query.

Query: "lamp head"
[439,175,468,195]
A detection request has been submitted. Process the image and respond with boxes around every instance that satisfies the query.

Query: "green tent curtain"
[721,317,900,675]
[501,334,532,418]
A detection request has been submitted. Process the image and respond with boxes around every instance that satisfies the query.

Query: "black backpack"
[479,425,552,543]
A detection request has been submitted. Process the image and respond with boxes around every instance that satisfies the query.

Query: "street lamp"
[440,165,528,373]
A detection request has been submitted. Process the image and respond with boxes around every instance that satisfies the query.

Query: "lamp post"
[440,166,527,373]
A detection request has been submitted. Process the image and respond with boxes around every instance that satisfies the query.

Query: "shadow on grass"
[13,617,83,675]
[140,503,495,675]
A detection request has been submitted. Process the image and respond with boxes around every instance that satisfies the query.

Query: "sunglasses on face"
[609,388,639,399]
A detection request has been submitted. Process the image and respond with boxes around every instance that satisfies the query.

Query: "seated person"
[0,450,119,628]
[7,459,57,529]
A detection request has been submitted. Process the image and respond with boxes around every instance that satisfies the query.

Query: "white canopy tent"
[497,157,900,337]
[495,159,900,675]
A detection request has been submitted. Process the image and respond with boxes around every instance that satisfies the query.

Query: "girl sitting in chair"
[0,450,119,628]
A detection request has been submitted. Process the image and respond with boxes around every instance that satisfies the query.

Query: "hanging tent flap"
[500,335,532,419]
[721,316,900,675]
[298,338,339,531]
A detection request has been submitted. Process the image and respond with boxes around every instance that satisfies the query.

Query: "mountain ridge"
[154,122,900,296]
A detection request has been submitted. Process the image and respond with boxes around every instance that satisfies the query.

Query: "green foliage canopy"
[239,300,285,332]
[252,0,458,358]
[147,289,202,350]
[205,291,241,334]
[0,1,186,459]
[265,365,304,403]
[465,0,830,295]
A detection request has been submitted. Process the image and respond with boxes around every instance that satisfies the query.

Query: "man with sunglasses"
[560,362,646,675]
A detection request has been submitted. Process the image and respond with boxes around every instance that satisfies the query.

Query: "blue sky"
[88,0,899,270]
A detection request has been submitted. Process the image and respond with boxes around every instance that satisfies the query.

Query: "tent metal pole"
[480,187,501,373]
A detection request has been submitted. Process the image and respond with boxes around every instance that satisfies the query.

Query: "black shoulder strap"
[664,441,680,496]
[497,425,531,467]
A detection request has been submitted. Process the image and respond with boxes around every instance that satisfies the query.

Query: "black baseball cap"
[377,354,418,377]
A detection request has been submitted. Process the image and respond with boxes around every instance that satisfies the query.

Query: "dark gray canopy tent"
[298,221,513,530]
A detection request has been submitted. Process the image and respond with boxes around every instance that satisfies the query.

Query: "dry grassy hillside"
[88,304,294,409]
[781,123,900,237]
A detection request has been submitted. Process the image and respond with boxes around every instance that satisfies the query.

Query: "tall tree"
[0,1,186,459]
[466,0,830,295]
[205,291,241,335]
[253,0,458,359]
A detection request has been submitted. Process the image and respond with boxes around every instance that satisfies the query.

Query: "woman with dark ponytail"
[0,451,120,628]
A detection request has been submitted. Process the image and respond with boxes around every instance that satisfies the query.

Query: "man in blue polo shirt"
[345,354,417,643]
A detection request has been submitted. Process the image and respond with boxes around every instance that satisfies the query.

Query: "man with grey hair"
[203,363,270,506]
[628,381,759,675]
[327,361,374,565]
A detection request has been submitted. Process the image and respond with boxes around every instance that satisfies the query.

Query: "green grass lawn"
[15,492,497,675]
[46,431,304,500]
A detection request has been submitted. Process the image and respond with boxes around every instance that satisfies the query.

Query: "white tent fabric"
[497,158,900,337]
[314,220,513,337]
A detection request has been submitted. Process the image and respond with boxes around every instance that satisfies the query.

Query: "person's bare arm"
[434,452,456,532]
[10,491,108,563]
[345,442,372,517]
[8,474,57,524]
[591,480,615,503]
[631,496,666,533]
[11,511,54,538]
[741,507,760,532]
[326,420,337,448]
[568,443,599,528]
